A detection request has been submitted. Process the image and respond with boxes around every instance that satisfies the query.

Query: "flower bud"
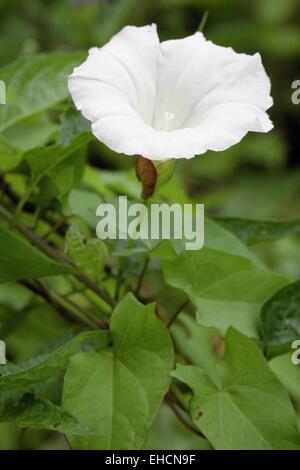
[136,156,176,199]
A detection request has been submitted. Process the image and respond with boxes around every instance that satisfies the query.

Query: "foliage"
[173,328,300,450]
[0,0,300,451]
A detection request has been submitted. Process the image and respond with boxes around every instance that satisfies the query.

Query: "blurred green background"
[0,0,299,449]
[1,0,299,217]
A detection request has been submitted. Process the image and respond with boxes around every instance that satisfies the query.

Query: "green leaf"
[0,394,93,435]
[66,225,108,283]
[19,132,91,208]
[58,105,91,146]
[3,113,59,152]
[63,351,150,450]
[171,314,222,389]
[0,135,22,171]
[0,52,85,133]
[0,330,109,392]
[37,148,87,203]
[204,218,261,261]
[214,217,300,246]
[151,217,265,263]
[173,328,300,450]
[100,170,141,199]
[261,280,300,347]
[2,302,70,363]
[162,247,287,337]
[143,404,212,450]
[67,189,103,228]
[63,293,174,450]
[0,222,71,283]
[269,353,300,402]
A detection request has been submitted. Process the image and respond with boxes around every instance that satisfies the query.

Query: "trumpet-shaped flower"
[68,24,273,161]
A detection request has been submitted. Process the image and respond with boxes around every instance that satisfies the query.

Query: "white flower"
[68,24,273,161]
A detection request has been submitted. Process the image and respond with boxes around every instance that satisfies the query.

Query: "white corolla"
[68,24,273,161]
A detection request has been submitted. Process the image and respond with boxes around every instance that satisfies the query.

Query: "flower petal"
[69,24,160,127]
[155,33,273,127]
[69,26,274,161]
[150,32,273,158]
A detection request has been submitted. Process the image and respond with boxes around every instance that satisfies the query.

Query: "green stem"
[165,393,205,438]
[20,280,88,329]
[198,10,209,33]
[115,266,124,301]
[167,299,190,327]
[135,257,149,297]
[14,183,34,222]
[0,203,116,308]
[32,203,42,230]
[59,290,108,329]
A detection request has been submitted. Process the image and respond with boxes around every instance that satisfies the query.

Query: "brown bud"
[136,156,176,200]
[136,156,157,199]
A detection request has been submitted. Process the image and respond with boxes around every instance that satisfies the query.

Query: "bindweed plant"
[0,24,300,451]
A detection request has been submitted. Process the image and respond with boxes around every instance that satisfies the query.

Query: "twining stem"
[0,203,116,309]
[14,183,35,222]
[32,203,42,231]
[167,299,190,327]
[165,393,205,438]
[42,216,69,240]
[0,175,66,235]
[135,257,150,297]
[115,265,124,301]
[58,287,108,330]
[22,279,108,329]
[68,277,110,319]
[19,280,87,329]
